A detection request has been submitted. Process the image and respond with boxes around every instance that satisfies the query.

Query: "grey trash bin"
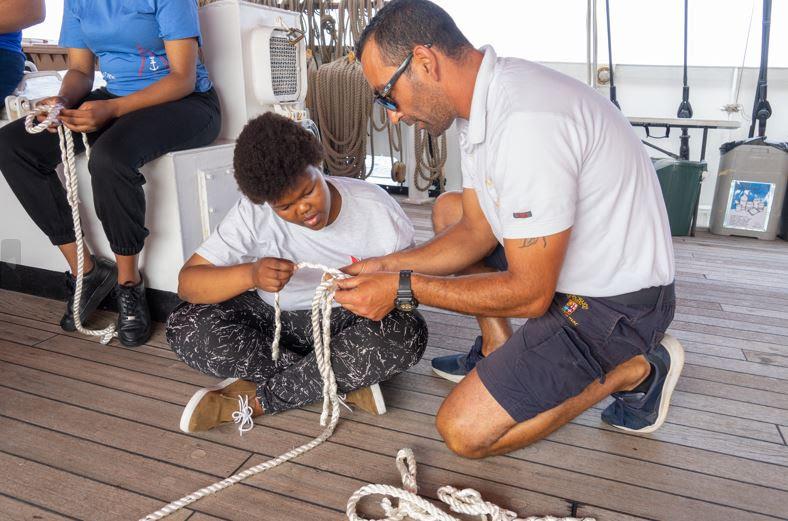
[709,139,788,240]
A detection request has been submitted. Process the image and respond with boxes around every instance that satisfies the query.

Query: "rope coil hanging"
[347,448,596,521]
[24,105,117,345]
[141,263,348,520]
[315,54,374,178]
[414,128,447,192]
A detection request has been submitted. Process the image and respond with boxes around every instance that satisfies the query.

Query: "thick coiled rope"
[141,262,347,521]
[315,54,374,178]
[347,449,595,521]
[24,105,117,344]
[414,128,447,192]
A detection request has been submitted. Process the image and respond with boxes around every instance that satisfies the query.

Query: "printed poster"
[723,180,776,232]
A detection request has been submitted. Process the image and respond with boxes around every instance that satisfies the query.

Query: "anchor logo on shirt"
[136,45,169,75]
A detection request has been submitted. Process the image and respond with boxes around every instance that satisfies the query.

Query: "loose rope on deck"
[141,263,347,521]
[346,448,596,521]
[24,105,117,344]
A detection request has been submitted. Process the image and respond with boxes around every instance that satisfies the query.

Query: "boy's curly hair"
[233,112,324,204]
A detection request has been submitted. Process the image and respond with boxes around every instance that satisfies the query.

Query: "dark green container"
[651,158,706,236]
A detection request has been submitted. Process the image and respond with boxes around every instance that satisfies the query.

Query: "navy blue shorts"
[477,245,675,422]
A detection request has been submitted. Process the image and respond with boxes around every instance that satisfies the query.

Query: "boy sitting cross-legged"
[167,112,428,434]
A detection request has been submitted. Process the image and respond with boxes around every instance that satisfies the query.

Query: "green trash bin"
[651,158,706,236]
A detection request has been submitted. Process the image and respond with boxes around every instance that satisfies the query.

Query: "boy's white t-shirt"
[196,176,415,311]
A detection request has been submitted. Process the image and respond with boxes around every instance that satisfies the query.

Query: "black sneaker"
[601,334,685,434]
[431,335,485,383]
[60,256,117,332]
[115,277,152,347]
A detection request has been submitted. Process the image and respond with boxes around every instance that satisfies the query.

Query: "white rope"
[346,449,596,521]
[141,262,347,521]
[24,105,117,345]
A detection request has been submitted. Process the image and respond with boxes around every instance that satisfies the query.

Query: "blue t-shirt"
[59,0,212,96]
[0,31,22,54]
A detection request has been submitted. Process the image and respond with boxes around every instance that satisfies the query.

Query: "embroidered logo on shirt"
[512,211,532,219]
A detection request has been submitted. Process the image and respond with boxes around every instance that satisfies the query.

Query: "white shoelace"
[232,395,255,435]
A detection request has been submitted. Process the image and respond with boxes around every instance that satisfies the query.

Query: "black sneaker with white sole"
[115,278,152,347]
[60,256,117,332]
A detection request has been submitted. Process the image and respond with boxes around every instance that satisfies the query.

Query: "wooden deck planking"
[1,218,788,519]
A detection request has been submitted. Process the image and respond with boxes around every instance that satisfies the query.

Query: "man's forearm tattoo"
[519,237,547,248]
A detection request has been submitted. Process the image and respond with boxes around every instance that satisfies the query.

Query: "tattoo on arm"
[519,237,547,249]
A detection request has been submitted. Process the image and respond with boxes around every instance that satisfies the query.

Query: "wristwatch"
[395,270,419,312]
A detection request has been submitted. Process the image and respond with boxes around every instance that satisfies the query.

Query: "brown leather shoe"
[179,378,260,434]
[345,383,387,415]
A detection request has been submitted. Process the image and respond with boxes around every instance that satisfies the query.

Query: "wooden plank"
[669,329,788,359]
[745,350,788,368]
[721,303,788,321]
[263,408,782,520]
[0,339,199,404]
[0,362,580,511]
[0,418,341,520]
[685,352,788,380]
[674,311,788,340]
[410,345,788,413]
[31,334,217,387]
[0,361,578,517]
[0,386,252,477]
[0,312,177,360]
[382,387,788,489]
[0,290,172,352]
[682,364,788,395]
[0,452,194,521]
[387,367,785,444]
[0,494,73,521]
[675,303,788,330]
[779,425,787,446]
[0,319,57,346]
[6,354,774,520]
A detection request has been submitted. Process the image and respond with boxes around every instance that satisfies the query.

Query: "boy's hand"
[252,257,296,293]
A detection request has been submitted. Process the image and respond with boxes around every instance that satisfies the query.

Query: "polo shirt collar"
[467,45,497,145]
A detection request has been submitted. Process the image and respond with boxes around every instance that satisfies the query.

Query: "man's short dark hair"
[233,112,324,204]
[356,0,472,65]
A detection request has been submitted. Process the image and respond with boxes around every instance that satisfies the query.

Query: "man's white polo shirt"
[457,46,674,297]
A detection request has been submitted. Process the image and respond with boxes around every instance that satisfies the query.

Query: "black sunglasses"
[374,43,432,111]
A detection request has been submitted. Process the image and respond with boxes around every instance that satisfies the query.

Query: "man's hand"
[340,256,391,276]
[334,272,399,321]
[59,100,119,133]
[252,257,296,293]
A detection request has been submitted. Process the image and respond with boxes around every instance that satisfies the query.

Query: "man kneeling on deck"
[334,0,683,458]
[167,113,427,434]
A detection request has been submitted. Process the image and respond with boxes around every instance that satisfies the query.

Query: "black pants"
[166,292,429,414]
[0,87,221,255]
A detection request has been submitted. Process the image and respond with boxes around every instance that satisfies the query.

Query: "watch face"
[397,302,413,311]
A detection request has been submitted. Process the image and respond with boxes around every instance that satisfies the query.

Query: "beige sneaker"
[345,383,387,415]
[179,378,260,434]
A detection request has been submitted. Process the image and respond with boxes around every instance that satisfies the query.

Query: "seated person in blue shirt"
[167,113,427,434]
[0,0,221,347]
[0,0,45,99]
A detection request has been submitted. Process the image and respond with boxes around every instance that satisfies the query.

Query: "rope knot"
[232,394,255,435]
